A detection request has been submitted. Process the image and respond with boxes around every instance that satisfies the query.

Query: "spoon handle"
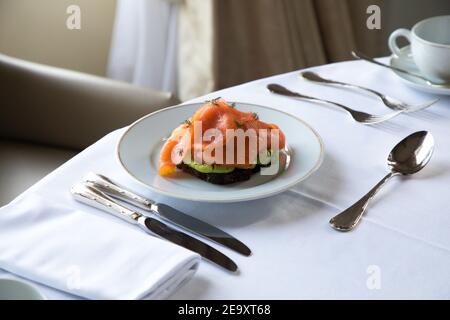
[351,50,450,87]
[329,172,399,231]
[301,71,387,101]
[351,50,431,83]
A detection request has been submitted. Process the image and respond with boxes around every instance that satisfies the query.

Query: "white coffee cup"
[389,15,450,83]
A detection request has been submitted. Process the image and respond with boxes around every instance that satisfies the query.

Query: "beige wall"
[0,0,116,76]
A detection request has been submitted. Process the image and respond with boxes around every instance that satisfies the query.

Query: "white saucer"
[390,46,450,95]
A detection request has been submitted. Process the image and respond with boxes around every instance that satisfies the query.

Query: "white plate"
[0,279,45,300]
[390,45,450,95]
[117,102,323,203]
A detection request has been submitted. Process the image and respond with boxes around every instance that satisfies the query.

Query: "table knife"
[71,183,238,272]
[82,172,251,256]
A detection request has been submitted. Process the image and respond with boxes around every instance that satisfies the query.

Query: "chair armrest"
[0,54,179,150]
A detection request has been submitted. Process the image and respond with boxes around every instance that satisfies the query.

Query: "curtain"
[107,0,385,101]
[107,0,179,94]
[178,0,215,102]
[179,0,384,100]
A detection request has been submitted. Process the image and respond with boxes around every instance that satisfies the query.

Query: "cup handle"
[388,28,412,56]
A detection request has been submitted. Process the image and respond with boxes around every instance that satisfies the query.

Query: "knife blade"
[155,203,251,256]
[71,183,238,272]
[82,172,251,256]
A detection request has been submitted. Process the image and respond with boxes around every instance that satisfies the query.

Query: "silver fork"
[267,84,402,125]
[300,71,439,113]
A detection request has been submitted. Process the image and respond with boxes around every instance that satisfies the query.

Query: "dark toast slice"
[176,163,262,185]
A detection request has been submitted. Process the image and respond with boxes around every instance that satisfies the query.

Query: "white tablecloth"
[1,58,450,299]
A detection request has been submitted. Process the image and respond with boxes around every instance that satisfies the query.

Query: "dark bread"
[176,163,263,185]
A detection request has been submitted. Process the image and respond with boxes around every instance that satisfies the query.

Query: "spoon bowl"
[388,131,434,175]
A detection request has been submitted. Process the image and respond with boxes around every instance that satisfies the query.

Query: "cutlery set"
[69,51,436,275]
[268,51,437,231]
[267,51,439,124]
[71,173,251,272]
[267,83,403,124]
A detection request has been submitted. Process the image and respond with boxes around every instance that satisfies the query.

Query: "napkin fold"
[0,193,200,300]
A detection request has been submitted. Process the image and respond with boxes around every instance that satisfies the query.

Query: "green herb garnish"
[252,112,259,120]
[206,97,222,106]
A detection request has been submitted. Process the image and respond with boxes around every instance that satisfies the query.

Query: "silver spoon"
[352,50,450,88]
[300,71,439,112]
[267,83,402,125]
[330,131,434,232]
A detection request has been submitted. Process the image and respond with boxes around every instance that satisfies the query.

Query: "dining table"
[1,57,449,299]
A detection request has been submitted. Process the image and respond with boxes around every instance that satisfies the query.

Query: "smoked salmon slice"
[159,98,285,176]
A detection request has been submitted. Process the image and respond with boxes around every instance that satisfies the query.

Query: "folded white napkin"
[0,193,200,300]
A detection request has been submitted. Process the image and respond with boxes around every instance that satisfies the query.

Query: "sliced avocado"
[183,160,235,174]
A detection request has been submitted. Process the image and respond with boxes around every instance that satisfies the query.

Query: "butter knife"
[71,183,238,272]
[82,172,251,256]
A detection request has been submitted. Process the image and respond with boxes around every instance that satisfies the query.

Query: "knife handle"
[83,172,154,211]
[71,183,142,224]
